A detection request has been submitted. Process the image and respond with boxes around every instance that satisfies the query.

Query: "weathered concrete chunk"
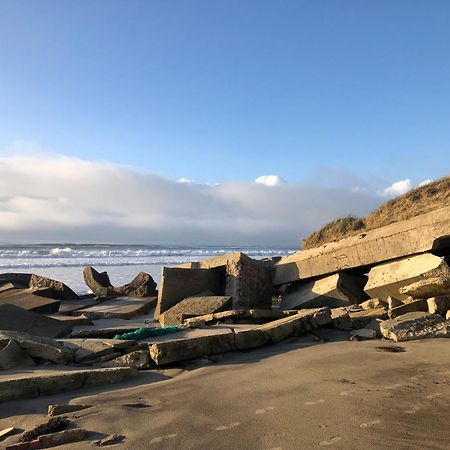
[387,296,403,310]
[101,350,151,370]
[365,253,450,301]
[29,274,79,300]
[280,273,367,310]
[360,298,387,310]
[350,328,377,339]
[155,267,224,319]
[330,307,352,330]
[349,307,388,329]
[427,295,450,316]
[0,331,74,364]
[0,340,36,370]
[77,297,155,319]
[159,296,232,326]
[58,298,100,315]
[273,206,450,285]
[0,289,60,314]
[400,275,450,298]
[83,267,157,298]
[48,404,92,416]
[233,328,269,350]
[380,311,450,342]
[389,298,429,318]
[59,338,134,362]
[178,252,273,310]
[0,304,72,338]
[0,367,138,402]
[45,313,92,327]
[0,281,26,293]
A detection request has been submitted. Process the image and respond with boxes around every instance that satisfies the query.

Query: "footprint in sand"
[256,406,276,415]
[304,399,325,406]
[404,405,421,414]
[339,389,356,396]
[426,393,442,400]
[384,383,402,390]
[360,419,381,428]
[149,434,177,445]
[215,422,241,431]
[319,436,342,446]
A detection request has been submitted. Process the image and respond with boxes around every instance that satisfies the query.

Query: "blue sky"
[0,1,448,244]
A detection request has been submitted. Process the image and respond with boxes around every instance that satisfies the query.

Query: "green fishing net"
[113,326,182,340]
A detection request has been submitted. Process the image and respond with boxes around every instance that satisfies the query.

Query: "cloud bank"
[0,151,421,245]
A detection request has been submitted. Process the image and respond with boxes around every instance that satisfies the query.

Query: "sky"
[0,1,449,246]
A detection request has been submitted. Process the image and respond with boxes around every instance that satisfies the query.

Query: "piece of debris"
[427,295,450,316]
[20,416,70,442]
[380,311,450,342]
[399,275,450,298]
[7,428,87,450]
[375,346,406,353]
[94,434,125,446]
[389,298,429,318]
[48,404,92,416]
[359,298,387,310]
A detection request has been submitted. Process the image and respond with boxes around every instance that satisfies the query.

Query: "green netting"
[113,326,182,340]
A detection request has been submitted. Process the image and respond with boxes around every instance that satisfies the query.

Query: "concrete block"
[349,307,388,329]
[77,297,155,319]
[0,289,60,314]
[365,253,450,301]
[400,275,450,298]
[389,298,429,318]
[48,404,92,416]
[101,350,151,370]
[427,295,450,315]
[330,307,352,330]
[280,273,367,310]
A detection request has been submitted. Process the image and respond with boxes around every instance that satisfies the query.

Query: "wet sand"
[1,335,449,449]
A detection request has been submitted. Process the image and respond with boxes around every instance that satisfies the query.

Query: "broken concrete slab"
[0,367,138,402]
[6,428,88,450]
[330,307,352,330]
[387,296,403,310]
[0,282,26,293]
[29,274,79,300]
[58,297,100,315]
[365,253,450,301]
[0,340,36,370]
[427,295,450,316]
[359,298,387,310]
[159,296,232,326]
[0,304,72,338]
[155,266,224,319]
[389,298,429,318]
[101,350,151,370]
[380,311,450,342]
[233,328,269,350]
[0,331,74,364]
[45,313,92,327]
[179,252,273,311]
[0,427,16,441]
[48,404,92,416]
[348,307,388,329]
[77,297,155,319]
[399,275,450,298]
[0,289,60,314]
[273,206,450,285]
[83,267,157,298]
[280,273,367,310]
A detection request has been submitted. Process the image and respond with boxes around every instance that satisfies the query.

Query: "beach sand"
[1,334,449,449]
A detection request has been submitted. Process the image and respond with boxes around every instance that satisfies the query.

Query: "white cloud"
[419,179,433,187]
[254,175,286,187]
[176,178,196,184]
[0,150,386,245]
[381,179,412,198]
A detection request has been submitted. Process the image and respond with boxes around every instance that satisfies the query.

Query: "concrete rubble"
[1,203,450,449]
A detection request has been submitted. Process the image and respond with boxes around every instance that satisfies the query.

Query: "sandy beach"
[1,333,449,450]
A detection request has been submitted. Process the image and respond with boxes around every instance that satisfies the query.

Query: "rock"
[0,427,16,441]
[29,274,79,300]
[155,267,224,319]
[5,429,87,449]
[389,298,429,318]
[380,311,450,342]
[77,297,155,319]
[159,296,232,326]
[360,298,387,310]
[83,267,157,298]
[178,252,273,310]
[387,296,403,310]
[0,304,72,338]
[350,328,377,339]
[399,275,450,298]
[0,331,74,364]
[365,254,450,301]
[48,404,92,416]
[280,273,367,310]
[0,340,36,370]
[101,350,151,369]
[349,307,388,329]
[0,289,60,314]
[330,307,352,330]
[0,367,138,402]
[427,295,450,316]
[272,206,450,285]
[94,434,125,446]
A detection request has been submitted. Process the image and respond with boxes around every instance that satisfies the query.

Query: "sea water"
[0,244,295,295]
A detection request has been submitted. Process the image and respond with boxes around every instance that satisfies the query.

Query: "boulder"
[83,267,157,298]
[159,296,232,326]
[0,339,36,370]
[0,303,72,338]
[380,311,450,342]
[389,298,429,318]
[427,295,450,316]
[280,273,367,310]
[400,275,450,298]
[273,206,450,285]
[365,254,450,301]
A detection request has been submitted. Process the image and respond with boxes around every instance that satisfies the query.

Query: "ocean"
[0,244,296,295]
